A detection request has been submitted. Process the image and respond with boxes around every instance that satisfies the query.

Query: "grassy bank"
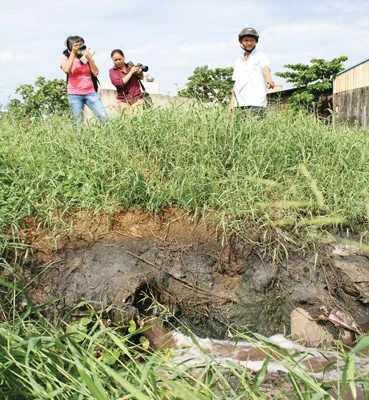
[1,105,369,399]
[1,104,369,237]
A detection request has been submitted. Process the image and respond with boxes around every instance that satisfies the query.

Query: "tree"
[178,65,234,103]
[275,56,348,112]
[7,76,69,119]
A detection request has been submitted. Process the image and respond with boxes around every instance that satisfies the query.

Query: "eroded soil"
[16,209,369,343]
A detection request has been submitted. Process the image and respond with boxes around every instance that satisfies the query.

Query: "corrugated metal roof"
[336,58,369,76]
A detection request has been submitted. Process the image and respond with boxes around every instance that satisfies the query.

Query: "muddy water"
[140,319,369,399]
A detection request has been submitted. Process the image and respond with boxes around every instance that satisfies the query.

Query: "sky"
[1,0,369,108]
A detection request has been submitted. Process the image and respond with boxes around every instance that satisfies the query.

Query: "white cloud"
[0,50,32,65]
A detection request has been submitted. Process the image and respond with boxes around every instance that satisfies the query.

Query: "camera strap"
[138,79,147,93]
[138,79,153,108]
[91,73,100,92]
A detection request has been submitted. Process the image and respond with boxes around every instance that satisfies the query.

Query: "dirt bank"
[18,209,369,341]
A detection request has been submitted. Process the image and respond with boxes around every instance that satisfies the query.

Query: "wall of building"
[334,87,369,127]
[84,88,192,119]
[335,60,369,93]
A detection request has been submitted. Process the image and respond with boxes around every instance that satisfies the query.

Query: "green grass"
[0,291,269,399]
[0,288,368,399]
[1,104,369,238]
[1,105,369,398]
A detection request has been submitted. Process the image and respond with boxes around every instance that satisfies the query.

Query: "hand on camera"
[131,65,141,75]
[83,49,92,60]
[72,43,80,55]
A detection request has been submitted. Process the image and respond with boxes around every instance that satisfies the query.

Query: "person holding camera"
[61,35,108,123]
[109,49,145,115]
[229,27,275,118]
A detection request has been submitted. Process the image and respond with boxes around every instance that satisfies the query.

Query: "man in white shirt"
[229,27,275,116]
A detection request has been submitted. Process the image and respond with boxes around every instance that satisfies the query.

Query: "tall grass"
[1,286,368,399]
[1,104,369,400]
[0,289,269,399]
[1,104,369,239]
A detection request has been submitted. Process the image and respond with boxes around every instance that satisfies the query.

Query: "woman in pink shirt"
[60,36,107,123]
[109,49,144,115]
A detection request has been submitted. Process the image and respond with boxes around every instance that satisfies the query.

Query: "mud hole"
[19,209,369,342]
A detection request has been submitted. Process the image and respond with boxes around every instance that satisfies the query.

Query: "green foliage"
[7,76,69,119]
[1,106,369,240]
[1,283,368,399]
[1,99,369,399]
[178,65,234,103]
[342,335,369,399]
[275,56,348,111]
[0,282,265,399]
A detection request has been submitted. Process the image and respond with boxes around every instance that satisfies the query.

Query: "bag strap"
[138,79,146,92]
[91,73,100,92]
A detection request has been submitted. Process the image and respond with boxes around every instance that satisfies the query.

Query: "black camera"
[76,44,87,58]
[127,61,149,72]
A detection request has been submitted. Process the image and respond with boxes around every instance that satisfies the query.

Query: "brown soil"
[12,208,369,341]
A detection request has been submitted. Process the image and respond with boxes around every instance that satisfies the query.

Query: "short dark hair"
[111,49,124,58]
[63,35,84,57]
[65,36,84,51]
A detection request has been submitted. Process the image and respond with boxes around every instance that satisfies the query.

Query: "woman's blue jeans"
[68,93,108,122]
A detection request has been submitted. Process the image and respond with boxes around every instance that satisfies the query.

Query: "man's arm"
[262,66,275,89]
[229,82,236,113]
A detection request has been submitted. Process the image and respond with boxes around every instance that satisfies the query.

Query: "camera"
[127,61,149,72]
[76,44,87,58]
